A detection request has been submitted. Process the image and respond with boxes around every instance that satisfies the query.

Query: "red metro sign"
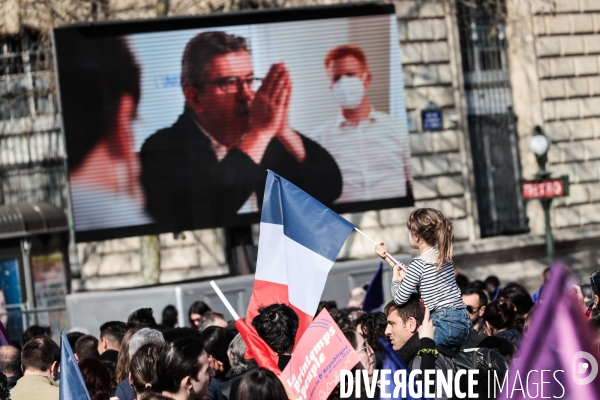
[521,178,567,200]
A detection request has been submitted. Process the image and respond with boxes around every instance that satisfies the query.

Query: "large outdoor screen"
[54,3,413,242]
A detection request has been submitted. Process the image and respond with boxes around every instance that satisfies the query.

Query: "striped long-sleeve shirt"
[391,256,465,311]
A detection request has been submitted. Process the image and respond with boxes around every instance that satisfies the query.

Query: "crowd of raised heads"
[1,269,599,400]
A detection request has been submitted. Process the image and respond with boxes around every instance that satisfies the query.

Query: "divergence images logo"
[572,351,598,385]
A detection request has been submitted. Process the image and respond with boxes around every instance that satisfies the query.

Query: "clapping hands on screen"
[241,63,305,163]
[249,63,290,139]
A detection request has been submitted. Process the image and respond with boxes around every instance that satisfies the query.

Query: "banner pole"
[353,228,408,272]
[210,280,240,320]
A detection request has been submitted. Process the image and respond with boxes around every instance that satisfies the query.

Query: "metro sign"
[521,176,569,200]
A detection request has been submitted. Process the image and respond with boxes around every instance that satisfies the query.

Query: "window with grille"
[0,29,68,208]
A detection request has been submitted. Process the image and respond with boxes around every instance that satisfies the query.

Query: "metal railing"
[1,303,68,344]
[0,30,69,211]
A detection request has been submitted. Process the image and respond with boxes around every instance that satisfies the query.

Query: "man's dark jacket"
[140,108,343,232]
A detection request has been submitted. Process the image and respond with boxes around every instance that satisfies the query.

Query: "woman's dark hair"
[130,343,161,399]
[188,301,211,325]
[237,368,288,400]
[328,308,353,332]
[200,327,235,379]
[0,372,9,400]
[343,330,358,349]
[483,299,517,331]
[315,301,338,317]
[354,312,387,352]
[161,305,178,329]
[500,283,534,315]
[115,327,140,384]
[79,358,113,400]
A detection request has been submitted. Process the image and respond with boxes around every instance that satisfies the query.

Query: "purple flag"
[497,262,600,399]
[0,320,11,346]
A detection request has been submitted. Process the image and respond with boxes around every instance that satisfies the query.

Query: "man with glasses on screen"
[140,31,342,231]
[310,44,412,204]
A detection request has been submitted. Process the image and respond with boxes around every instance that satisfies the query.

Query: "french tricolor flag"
[246,170,355,345]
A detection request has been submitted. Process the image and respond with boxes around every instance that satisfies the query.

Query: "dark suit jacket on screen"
[140,108,343,232]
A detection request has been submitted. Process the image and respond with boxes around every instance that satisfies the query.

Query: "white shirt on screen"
[309,109,411,203]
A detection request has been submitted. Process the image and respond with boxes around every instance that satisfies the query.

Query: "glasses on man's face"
[357,342,371,354]
[202,76,263,94]
[466,305,480,314]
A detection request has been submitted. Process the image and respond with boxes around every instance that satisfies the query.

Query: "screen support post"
[224,226,257,276]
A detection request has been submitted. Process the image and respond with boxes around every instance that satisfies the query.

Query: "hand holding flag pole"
[353,227,408,272]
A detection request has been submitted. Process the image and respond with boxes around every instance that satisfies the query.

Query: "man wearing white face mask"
[310,44,412,204]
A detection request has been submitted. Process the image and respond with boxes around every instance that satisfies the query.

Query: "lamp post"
[528,126,553,265]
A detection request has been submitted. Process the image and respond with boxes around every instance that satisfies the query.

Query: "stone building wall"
[530,0,600,230]
[504,0,600,288]
[74,0,481,290]
[3,0,599,292]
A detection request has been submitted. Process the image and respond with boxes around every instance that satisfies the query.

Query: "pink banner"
[282,309,361,400]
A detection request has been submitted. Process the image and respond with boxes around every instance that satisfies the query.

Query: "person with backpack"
[384,294,455,399]
[385,294,509,400]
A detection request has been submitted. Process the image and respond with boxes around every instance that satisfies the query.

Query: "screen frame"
[53,2,414,243]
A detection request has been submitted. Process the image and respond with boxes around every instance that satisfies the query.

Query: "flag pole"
[210,280,240,320]
[353,227,408,272]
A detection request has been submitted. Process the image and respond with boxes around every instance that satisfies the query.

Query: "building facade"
[1,0,598,292]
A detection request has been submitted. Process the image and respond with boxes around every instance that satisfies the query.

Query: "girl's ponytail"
[435,215,454,269]
[407,208,454,269]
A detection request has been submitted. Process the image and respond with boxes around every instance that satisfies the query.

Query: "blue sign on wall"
[0,258,23,343]
[421,110,443,131]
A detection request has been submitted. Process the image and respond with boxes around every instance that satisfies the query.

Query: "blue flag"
[362,262,384,312]
[59,330,91,400]
[378,338,425,399]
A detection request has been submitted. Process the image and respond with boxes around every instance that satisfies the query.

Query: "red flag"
[235,318,281,375]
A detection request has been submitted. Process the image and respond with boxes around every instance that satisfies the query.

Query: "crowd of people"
[0,268,596,400]
[0,208,599,400]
